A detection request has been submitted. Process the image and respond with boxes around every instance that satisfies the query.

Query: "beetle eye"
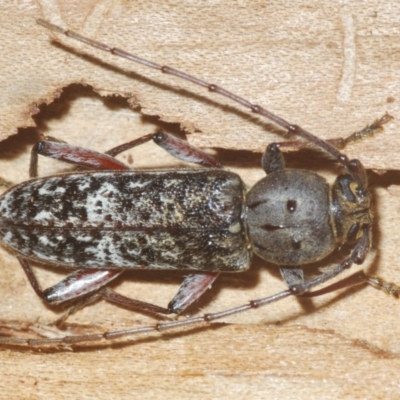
[338,175,357,203]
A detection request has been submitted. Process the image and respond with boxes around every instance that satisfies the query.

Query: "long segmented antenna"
[0,290,293,347]
[36,18,367,185]
[0,269,330,347]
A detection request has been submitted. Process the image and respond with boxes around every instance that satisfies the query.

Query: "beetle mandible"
[0,19,398,347]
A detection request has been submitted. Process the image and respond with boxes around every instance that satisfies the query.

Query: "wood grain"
[1,1,400,399]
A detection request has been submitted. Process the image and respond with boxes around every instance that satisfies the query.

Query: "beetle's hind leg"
[17,257,124,305]
[30,131,221,177]
[29,136,131,177]
[54,272,220,326]
[106,131,222,168]
[55,287,173,327]
[18,257,174,326]
[84,272,220,318]
[20,251,208,324]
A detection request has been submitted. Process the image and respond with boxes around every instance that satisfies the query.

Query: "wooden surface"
[1,1,400,399]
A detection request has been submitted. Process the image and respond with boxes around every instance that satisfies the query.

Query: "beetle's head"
[331,174,372,245]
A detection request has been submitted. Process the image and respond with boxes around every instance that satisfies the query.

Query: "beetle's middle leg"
[89,272,220,319]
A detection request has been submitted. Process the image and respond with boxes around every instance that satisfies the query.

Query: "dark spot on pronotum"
[286,200,297,213]
[291,239,301,250]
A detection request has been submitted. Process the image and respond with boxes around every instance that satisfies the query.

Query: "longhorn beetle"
[0,19,398,348]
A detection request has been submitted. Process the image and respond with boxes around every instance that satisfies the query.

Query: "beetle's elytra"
[0,19,398,348]
[1,169,248,272]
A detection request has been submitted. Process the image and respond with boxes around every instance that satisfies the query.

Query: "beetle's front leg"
[261,143,285,174]
[301,271,400,298]
[290,226,370,296]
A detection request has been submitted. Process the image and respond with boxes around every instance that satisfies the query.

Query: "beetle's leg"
[261,143,285,174]
[55,287,172,326]
[153,132,222,168]
[30,137,130,177]
[20,255,208,319]
[56,274,219,324]
[289,226,370,295]
[168,272,220,313]
[259,113,391,189]
[55,272,220,320]
[53,292,103,326]
[31,131,221,178]
[329,113,393,149]
[63,272,219,320]
[106,131,222,168]
[97,287,171,315]
[268,114,393,151]
[18,256,123,303]
[301,270,400,298]
[4,231,398,347]
[18,257,173,320]
[279,267,304,287]
[56,274,220,324]
[280,223,376,298]
[365,274,400,297]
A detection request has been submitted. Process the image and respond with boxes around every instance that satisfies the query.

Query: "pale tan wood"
[1,1,400,399]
